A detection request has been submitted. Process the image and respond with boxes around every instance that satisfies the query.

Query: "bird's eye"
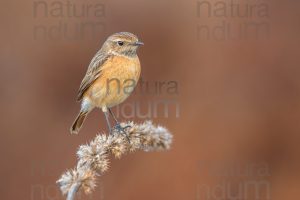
[117,41,124,46]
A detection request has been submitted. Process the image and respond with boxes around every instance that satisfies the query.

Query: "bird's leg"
[108,108,132,130]
[108,108,118,124]
[108,108,131,143]
[104,111,112,134]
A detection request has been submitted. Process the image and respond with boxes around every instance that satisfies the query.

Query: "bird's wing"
[77,52,110,101]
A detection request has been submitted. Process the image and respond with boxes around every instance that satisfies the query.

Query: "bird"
[70,32,143,134]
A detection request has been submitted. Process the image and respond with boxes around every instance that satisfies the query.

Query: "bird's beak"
[134,41,144,46]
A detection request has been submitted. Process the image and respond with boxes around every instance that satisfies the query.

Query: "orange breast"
[87,55,141,108]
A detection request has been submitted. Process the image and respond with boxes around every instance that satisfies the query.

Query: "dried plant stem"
[66,183,80,200]
[57,121,173,200]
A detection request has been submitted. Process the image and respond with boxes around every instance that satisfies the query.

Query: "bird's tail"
[70,111,88,134]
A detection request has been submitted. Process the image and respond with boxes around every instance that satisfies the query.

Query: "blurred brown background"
[1,0,300,199]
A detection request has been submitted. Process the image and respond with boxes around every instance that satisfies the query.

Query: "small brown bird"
[71,32,143,134]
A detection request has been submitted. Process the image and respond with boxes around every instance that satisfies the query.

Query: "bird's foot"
[113,123,131,143]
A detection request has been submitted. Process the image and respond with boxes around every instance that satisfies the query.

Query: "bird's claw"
[113,123,131,143]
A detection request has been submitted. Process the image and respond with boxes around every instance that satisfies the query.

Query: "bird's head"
[103,32,143,57]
